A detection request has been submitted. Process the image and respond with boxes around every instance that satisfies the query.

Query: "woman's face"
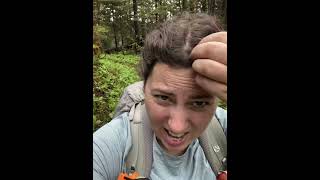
[144,63,217,156]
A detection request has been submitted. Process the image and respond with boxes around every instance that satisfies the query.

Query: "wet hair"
[139,12,222,82]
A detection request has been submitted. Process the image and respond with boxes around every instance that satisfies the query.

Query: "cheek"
[189,109,215,132]
[145,98,170,128]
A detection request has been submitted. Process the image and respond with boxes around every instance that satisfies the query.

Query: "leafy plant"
[93,54,140,131]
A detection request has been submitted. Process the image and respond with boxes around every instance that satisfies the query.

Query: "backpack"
[114,81,227,178]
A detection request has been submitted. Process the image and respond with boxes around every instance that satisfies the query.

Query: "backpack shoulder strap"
[113,81,153,178]
[125,102,153,178]
[199,113,227,176]
[113,81,144,118]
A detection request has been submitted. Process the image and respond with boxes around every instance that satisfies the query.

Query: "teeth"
[167,130,184,138]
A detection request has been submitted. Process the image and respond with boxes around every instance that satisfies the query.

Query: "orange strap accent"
[217,171,227,180]
[117,171,140,180]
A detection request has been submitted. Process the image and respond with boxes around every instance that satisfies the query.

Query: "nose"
[168,107,189,134]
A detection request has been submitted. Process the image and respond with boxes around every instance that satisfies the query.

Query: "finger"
[192,59,227,84]
[191,42,227,65]
[198,31,227,45]
[195,75,227,101]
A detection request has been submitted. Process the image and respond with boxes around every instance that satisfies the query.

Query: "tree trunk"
[189,0,195,13]
[120,31,125,54]
[155,0,158,22]
[120,29,124,48]
[109,5,118,50]
[182,0,187,12]
[112,21,118,49]
[201,0,207,12]
[141,17,146,45]
[208,0,215,16]
[133,0,140,53]
[159,0,164,22]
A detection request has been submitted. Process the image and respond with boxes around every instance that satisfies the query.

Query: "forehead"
[147,63,210,96]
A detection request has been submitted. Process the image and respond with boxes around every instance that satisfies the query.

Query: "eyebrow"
[189,94,213,99]
[151,88,174,96]
[151,88,213,99]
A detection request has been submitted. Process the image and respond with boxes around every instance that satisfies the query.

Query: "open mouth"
[164,128,186,139]
[163,128,189,147]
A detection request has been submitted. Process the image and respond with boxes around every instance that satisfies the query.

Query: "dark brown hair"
[140,12,222,82]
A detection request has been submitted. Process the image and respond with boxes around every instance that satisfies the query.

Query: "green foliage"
[93,54,140,131]
[93,24,112,51]
[217,99,227,110]
[102,54,140,68]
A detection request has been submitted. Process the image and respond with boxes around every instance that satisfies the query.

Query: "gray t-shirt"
[93,107,227,180]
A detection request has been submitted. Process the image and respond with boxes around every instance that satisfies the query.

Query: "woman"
[93,12,227,180]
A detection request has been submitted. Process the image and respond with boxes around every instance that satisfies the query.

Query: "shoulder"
[93,113,132,180]
[94,112,130,140]
[93,112,132,154]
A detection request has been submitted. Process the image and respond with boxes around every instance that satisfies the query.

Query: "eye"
[154,95,169,101]
[192,101,209,108]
